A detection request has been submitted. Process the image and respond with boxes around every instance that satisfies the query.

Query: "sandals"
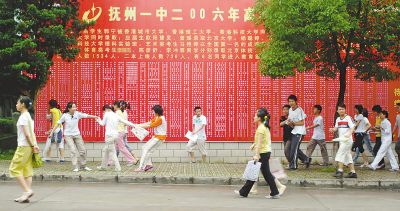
[14,190,34,203]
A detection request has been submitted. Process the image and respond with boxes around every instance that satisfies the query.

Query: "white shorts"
[335,141,353,165]
[186,139,207,156]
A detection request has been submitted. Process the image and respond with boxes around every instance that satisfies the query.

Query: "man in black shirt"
[280,105,293,164]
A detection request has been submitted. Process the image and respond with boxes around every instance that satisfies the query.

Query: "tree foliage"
[0,0,93,102]
[252,0,400,105]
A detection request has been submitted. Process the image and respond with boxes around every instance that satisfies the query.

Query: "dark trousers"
[283,138,291,162]
[395,140,400,164]
[289,134,308,169]
[352,133,365,153]
[373,137,385,166]
[239,152,279,197]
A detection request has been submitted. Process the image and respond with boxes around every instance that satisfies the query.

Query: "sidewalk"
[1,160,399,189]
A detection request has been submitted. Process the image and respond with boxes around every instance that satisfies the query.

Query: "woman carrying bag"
[9,96,40,203]
[234,108,280,199]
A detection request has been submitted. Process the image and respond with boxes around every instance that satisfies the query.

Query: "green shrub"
[0,149,15,160]
[0,118,14,133]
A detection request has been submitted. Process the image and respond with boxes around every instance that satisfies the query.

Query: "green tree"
[252,0,400,106]
[0,0,93,106]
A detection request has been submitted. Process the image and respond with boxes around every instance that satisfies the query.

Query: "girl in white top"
[108,101,138,166]
[9,96,39,203]
[134,105,167,172]
[352,105,369,166]
[49,102,98,172]
[369,111,399,171]
[96,105,135,171]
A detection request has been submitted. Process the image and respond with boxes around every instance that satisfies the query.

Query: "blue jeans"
[353,134,374,163]
[116,133,132,156]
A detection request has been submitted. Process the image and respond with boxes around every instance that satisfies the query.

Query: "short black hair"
[372,105,382,113]
[354,104,363,114]
[102,105,114,111]
[287,95,297,102]
[362,108,369,118]
[152,105,163,116]
[314,105,322,112]
[381,110,388,118]
[282,105,291,109]
[194,106,202,111]
[337,103,346,109]
[397,102,400,106]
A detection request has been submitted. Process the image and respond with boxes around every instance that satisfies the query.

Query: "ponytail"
[257,107,271,129]
[18,96,34,119]
[64,102,75,113]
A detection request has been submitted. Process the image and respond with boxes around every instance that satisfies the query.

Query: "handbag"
[243,160,261,181]
[26,113,42,168]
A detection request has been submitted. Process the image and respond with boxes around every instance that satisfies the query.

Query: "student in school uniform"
[134,105,167,172]
[120,101,139,161]
[108,101,138,166]
[369,111,399,171]
[49,102,98,172]
[234,108,280,199]
[285,95,311,170]
[351,105,370,167]
[186,106,208,163]
[371,105,385,169]
[353,108,374,166]
[329,103,357,178]
[43,100,65,162]
[96,105,136,172]
[279,105,292,165]
[392,103,400,164]
[9,96,39,203]
[306,105,329,166]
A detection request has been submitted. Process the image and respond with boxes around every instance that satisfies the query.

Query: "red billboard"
[34,0,393,142]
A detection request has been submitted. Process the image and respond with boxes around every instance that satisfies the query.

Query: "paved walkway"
[1,183,400,211]
[1,160,399,188]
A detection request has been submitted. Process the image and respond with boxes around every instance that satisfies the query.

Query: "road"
[0,182,399,211]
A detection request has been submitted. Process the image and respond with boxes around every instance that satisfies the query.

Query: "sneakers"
[133,168,145,172]
[389,169,399,172]
[344,172,357,178]
[265,194,280,199]
[319,163,329,166]
[333,171,343,178]
[305,158,312,168]
[144,165,153,171]
[83,166,92,171]
[96,166,106,171]
[360,163,369,168]
[57,159,65,163]
[42,158,51,162]
[72,168,79,172]
[278,185,286,196]
[376,164,386,170]
[234,190,246,198]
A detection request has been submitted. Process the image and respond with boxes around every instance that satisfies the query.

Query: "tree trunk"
[337,66,347,107]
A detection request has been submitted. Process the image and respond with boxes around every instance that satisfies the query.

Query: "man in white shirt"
[187,107,208,163]
[392,102,400,164]
[329,103,357,178]
[306,105,329,166]
[285,95,311,170]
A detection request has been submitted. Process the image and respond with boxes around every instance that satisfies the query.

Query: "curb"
[2,173,400,189]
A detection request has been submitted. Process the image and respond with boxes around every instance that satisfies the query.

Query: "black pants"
[395,140,400,164]
[352,133,365,153]
[239,152,279,197]
[289,134,308,169]
[283,138,291,162]
[373,137,385,166]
